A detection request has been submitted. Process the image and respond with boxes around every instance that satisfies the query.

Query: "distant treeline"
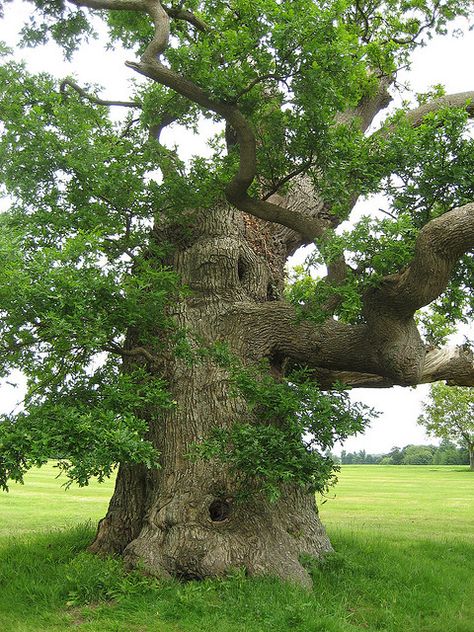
[338,440,470,465]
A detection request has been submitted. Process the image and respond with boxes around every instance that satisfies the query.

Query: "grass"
[0,463,111,538]
[0,465,473,631]
[321,465,474,542]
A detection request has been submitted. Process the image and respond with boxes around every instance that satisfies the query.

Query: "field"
[0,465,472,631]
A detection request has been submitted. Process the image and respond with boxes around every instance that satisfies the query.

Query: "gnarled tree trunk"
[90,205,332,587]
[87,47,474,585]
[88,182,474,587]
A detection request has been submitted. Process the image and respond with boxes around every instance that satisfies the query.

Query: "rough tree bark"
[90,206,332,588]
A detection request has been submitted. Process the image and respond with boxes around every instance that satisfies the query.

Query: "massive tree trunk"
[88,173,474,589]
[83,4,474,585]
[90,205,332,587]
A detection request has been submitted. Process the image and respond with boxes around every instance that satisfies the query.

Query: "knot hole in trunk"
[209,499,231,523]
[237,255,249,285]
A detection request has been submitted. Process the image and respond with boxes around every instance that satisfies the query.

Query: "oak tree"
[0,0,473,586]
[419,383,474,470]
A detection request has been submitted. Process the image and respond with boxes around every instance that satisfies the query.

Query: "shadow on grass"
[0,525,473,632]
[427,468,473,474]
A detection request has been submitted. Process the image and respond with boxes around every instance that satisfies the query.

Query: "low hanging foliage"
[0,365,175,490]
[190,347,378,501]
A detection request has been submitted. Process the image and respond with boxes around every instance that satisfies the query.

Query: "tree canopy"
[0,0,473,494]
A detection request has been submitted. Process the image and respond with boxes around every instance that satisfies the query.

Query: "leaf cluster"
[418,382,474,448]
[15,0,471,200]
[291,105,474,333]
[190,353,377,500]
[0,58,195,490]
[0,365,174,490]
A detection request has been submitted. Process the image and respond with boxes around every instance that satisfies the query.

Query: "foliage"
[190,352,377,499]
[0,367,173,490]
[340,440,469,465]
[401,444,434,465]
[293,105,474,330]
[0,0,473,493]
[0,53,185,489]
[418,383,474,459]
[285,265,364,324]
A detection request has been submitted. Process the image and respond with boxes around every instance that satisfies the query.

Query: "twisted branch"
[60,78,142,108]
[364,202,474,317]
[65,0,326,240]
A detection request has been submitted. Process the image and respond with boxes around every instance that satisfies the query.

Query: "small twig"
[234,73,292,101]
[119,116,141,138]
[105,343,158,365]
[354,0,371,43]
[376,207,398,220]
[262,157,314,200]
[60,78,142,108]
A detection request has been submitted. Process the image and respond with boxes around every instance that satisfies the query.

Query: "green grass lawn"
[0,464,472,631]
[0,463,112,538]
[321,465,474,542]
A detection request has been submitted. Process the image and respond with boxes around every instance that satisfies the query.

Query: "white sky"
[0,5,473,455]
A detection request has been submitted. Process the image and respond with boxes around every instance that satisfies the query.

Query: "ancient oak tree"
[0,0,473,586]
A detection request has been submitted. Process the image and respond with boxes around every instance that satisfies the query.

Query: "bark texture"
[91,206,332,587]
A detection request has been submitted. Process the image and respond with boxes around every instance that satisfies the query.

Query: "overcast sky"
[0,5,473,455]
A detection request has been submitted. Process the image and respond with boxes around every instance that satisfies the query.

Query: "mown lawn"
[0,464,472,631]
[321,465,474,542]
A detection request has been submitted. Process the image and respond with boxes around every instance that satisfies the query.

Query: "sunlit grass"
[0,462,113,537]
[319,464,474,542]
[0,464,472,631]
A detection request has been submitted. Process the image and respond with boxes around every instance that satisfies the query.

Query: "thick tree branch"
[405,91,474,125]
[231,301,474,389]
[231,302,382,377]
[299,342,474,389]
[342,203,474,384]
[116,1,326,241]
[421,345,474,386]
[65,0,327,239]
[376,91,474,138]
[365,203,474,318]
